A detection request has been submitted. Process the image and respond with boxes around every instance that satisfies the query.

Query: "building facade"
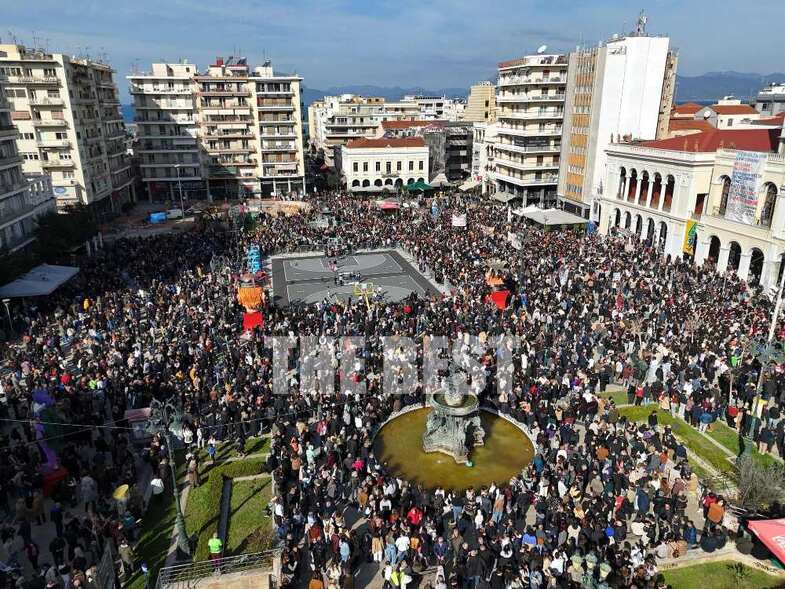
[0,44,133,214]
[401,95,466,121]
[336,137,429,193]
[491,53,567,205]
[307,95,420,164]
[557,30,676,220]
[756,84,785,117]
[694,99,760,129]
[462,82,496,123]
[0,75,56,252]
[129,57,305,200]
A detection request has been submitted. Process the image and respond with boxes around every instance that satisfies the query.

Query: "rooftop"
[638,128,779,153]
[668,118,715,132]
[705,103,758,115]
[345,137,426,149]
[381,120,443,130]
[672,102,703,115]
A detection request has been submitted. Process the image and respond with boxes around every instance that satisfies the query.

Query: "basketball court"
[269,250,440,306]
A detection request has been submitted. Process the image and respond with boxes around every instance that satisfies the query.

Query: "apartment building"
[0,44,133,215]
[557,20,677,220]
[490,53,567,206]
[756,83,785,117]
[401,95,466,121]
[462,82,496,123]
[336,137,429,193]
[0,75,56,252]
[307,95,421,164]
[129,57,305,200]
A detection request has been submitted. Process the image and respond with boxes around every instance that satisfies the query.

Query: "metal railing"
[156,550,280,589]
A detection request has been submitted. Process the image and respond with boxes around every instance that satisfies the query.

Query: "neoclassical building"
[598,128,784,290]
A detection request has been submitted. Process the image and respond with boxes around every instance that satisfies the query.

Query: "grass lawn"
[707,421,783,468]
[195,436,270,463]
[124,450,188,589]
[618,406,735,475]
[225,478,274,556]
[600,386,629,407]
[661,560,785,589]
[185,457,267,561]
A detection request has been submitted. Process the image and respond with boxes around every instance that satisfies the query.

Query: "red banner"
[486,290,510,310]
[749,518,785,563]
[242,311,264,332]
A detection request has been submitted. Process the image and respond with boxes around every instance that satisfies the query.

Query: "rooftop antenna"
[536,45,547,54]
[636,10,648,36]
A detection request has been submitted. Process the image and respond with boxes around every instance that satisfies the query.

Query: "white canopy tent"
[0,264,80,298]
[513,207,588,227]
[429,173,451,188]
[459,179,480,192]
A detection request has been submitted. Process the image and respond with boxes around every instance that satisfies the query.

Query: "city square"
[0,3,785,589]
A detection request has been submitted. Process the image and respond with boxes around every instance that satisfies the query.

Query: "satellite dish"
[703,111,711,120]
[537,45,548,54]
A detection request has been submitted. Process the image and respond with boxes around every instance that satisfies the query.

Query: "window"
[63,171,74,179]
[353,162,358,173]
[419,160,424,170]
[386,162,392,174]
[727,119,733,127]
[21,133,34,140]
[375,162,381,172]
[409,161,414,171]
[363,162,368,172]
[43,68,56,77]
[396,161,402,171]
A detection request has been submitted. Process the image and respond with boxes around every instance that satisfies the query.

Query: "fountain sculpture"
[422,370,485,464]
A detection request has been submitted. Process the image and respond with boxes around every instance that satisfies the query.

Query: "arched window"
[627,169,638,202]
[718,176,731,215]
[761,183,777,228]
[351,180,360,187]
[617,167,627,199]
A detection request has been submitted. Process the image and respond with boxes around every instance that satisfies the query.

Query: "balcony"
[200,103,251,112]
[495,142,560,154]
[0,180,29,196]
[8,75,60,85]
[261,144,296,152]
[496,93,565,103]
[0,125,18,139]
[261,132,297,139]
[206,147,255,154]
[29,97,65,106]
[41,159,75,168]
[498,75,566,87]
[257,104,295,111]
[0,154,22,169]
[498,110,563,120]
[495,157,558,172]
[36,139,70,148]
[199,90,250,97]
[259,119,294,125]
[496,125,562,137]
[203,132,254,140]
[32,119,68,128]
[257,90,294,97]
[492,170,558,186]
[130,85,192,95]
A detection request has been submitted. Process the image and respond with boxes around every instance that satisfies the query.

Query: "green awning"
[404,181,433,192]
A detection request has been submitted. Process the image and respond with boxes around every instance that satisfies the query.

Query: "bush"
[734,455,785,513]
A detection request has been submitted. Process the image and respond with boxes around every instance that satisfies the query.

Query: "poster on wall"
[682,220,698,256]
[725,150,768,224]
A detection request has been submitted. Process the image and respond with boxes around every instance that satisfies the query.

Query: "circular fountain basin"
[373,407,535,491]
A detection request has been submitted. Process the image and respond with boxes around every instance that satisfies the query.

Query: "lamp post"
[174,164,186,221]
[150,399,191,557]
[2,298,12,336]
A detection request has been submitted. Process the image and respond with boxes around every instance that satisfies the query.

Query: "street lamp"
[149,399,191,557]
[2,298,12,336]
[174,164,186,221]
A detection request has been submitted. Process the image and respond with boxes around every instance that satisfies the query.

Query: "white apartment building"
[336,137,429,193]
[756,84,785,117]
[401,95,466,121]
[491,53,567,206]
[0,44,133,214]
[597,127,785,290]
[558,26,676,220]
[307,95,421,164]
[694,98,760,129]
[0,75,56,252]
[129,57,305,200]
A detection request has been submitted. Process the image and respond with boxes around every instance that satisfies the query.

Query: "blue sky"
[3,0,785,102]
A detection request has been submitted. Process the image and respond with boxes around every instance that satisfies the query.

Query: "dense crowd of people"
[0,192,783,588]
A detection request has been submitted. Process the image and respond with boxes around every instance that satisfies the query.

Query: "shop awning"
[491,192,518,203]
[749,518,785,564]
[459,179,480,191]
[429,173,451,188]
[404,181,434,192]
[0,264,80,298]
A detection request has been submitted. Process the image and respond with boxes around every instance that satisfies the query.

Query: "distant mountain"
[676,71,785,103]
[301,85,469,107]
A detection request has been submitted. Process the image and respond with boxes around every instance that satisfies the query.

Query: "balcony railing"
[130,85,192,95]
[496,125,562,137]
[36,139,70,148]
[0,154,22,168]
[32,119,68,127]
[498,75,566,86]
[41,159,75,168]
[0,126,18,139]
[496,142,560,153]
[29,97,64,106]
[497,93,566,103]
[8,75,60,85]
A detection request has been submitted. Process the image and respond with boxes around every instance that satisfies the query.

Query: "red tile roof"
[707,104,758,115]
[381,119,439,130]
[668,118,714,132]
[638,128,779,153]
[752,112,785,126]
[672,102,703,115]
[345,137,426,149]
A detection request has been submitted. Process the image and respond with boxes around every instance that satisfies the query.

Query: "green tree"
[34,205,98,261]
